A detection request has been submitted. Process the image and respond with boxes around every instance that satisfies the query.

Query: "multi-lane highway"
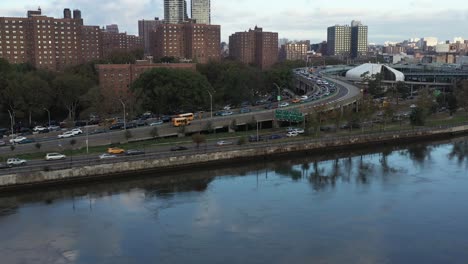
[0,68,362,158]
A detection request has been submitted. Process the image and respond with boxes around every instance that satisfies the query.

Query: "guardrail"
[1,121,467,176]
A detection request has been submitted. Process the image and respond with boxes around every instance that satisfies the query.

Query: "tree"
[192,133,206,149]
[455,81,468,117]
[396,81,410,101]
[131,68,213,115]
[53,74,93,121]
[382,104,396,130]
[230,119,238,132]
[416,89,436,117]
[446,93,458,116]
[410,107,426,126]
[19,72,53,125]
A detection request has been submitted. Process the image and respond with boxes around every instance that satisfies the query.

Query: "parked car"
[216,140,233,146]
[45,153,66,161]
[71,128,83,135]
[286,131,299,137]
[268,134,283,140]
[6,158,27,167]
[248,135,264,142]
[9,136,27,144]
[223,105,231,110]
[240,108,251,114]
[292,98,301,103]
[58,131,75,139]
[126,122,138,129]
[300,95,308,100]
[108,147,125,154]
[17,138,35,144]
[109,123,124,130]
[0,140,6,146]
[149,120,164,126]
[161,115,172,123]
[125,149,145,156]
[220,111,233,116]
[99,153,117,160]
[47,125,61,131]
[170,146,188,151]
[278,102,290,108]
[292,128,305,134]
[33,126,47,132]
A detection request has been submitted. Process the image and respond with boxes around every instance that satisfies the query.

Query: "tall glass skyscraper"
[164,0,186,24]
[191,0,211,24]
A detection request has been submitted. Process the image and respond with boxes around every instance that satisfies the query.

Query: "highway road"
[0,71,362,156]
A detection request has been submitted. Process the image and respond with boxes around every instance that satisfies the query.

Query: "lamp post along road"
[7,110,14,137]
[207,90,213,119]
[119,99,126,131]
[44,108,51,127]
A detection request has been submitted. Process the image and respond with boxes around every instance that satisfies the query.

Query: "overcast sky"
[2,0,468,44]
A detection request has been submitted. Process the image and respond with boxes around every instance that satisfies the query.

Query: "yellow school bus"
[172,117,191,127]
[178,113,194,121]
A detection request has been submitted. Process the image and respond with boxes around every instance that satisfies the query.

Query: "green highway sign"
[275,109,304,123]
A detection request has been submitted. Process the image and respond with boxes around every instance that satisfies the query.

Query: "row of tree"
[0,55,305,127]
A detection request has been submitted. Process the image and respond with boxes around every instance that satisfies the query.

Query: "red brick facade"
[150,23,220,64]
[229,26,278,70]
[96,62,197,97]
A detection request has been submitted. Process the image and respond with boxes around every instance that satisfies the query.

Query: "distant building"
[102,31,144,58]
[327,20,368,58]
[229,26,278,70]
[383,45,406,54]
[351,21,368,58]
[164,0,186,24]
[0,8,102,71]
[327,25,351,57]
[150,23,220,64]
[138,18,163,55]
[191,0,210,24]
[97,62,196,97]
[279,41,310,61]
[105,24,119,34]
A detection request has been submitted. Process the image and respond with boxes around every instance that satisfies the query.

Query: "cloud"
[2,0,468,44]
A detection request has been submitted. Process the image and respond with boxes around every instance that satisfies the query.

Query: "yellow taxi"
[107,147,125,154]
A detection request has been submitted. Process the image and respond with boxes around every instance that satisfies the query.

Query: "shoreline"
[0,124,467,192]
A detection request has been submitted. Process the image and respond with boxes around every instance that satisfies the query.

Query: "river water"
[1,137,468,264]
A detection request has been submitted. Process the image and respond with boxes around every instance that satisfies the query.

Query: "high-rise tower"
[164,0,186,24]
[191,0,211,24]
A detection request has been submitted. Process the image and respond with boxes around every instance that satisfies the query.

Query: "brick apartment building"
[149,23,220,64]
[0,8,141,71]
[279,41,310,61]
[96,61,196,97]
[102,31,144,58]
[229,26,278,70]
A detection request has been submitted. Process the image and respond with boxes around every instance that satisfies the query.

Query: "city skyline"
[1,0,467,44]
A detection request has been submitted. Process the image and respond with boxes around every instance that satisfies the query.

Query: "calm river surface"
[1,137,468,264]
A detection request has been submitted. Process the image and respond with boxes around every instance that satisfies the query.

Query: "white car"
[278,102,289,108]
[286,131,299,137]
[6,158,27,167]
[45,153,66,161]
[33,126,47,132]
[9,136,27,144]
[71,128,83,135]
[149,120,163,126]
[47,125,60,131]
[58,131,75,138]
[300,95,308,100]
[216,140,233,146]
[292,128,305,134]
[223,105,231,110]
[99,153,117,160]
[220,111,233,116]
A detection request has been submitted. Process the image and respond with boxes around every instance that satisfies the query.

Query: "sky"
[1,0,468,44]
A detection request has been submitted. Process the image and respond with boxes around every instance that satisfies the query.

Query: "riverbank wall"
[1,124,467,190]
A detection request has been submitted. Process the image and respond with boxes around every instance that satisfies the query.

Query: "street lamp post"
[119,99,126,131]
[273,83,281,103]
[7,110,14,137]
[207,90,213,119]
[44,108,51,127]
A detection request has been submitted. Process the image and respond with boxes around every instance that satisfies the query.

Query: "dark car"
[240,108,251,114]
[38,128,50,134]
[161,115,172,123]
[249,135,264,142]
[268,134,283,140]
[109,123,123,130]
[126,122,138,129]
[17,138,35,144]
[171,146,188,151]
[136,120,147,127]
[125,149,145,155]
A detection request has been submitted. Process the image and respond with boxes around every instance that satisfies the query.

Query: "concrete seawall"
[1,124,468,190]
